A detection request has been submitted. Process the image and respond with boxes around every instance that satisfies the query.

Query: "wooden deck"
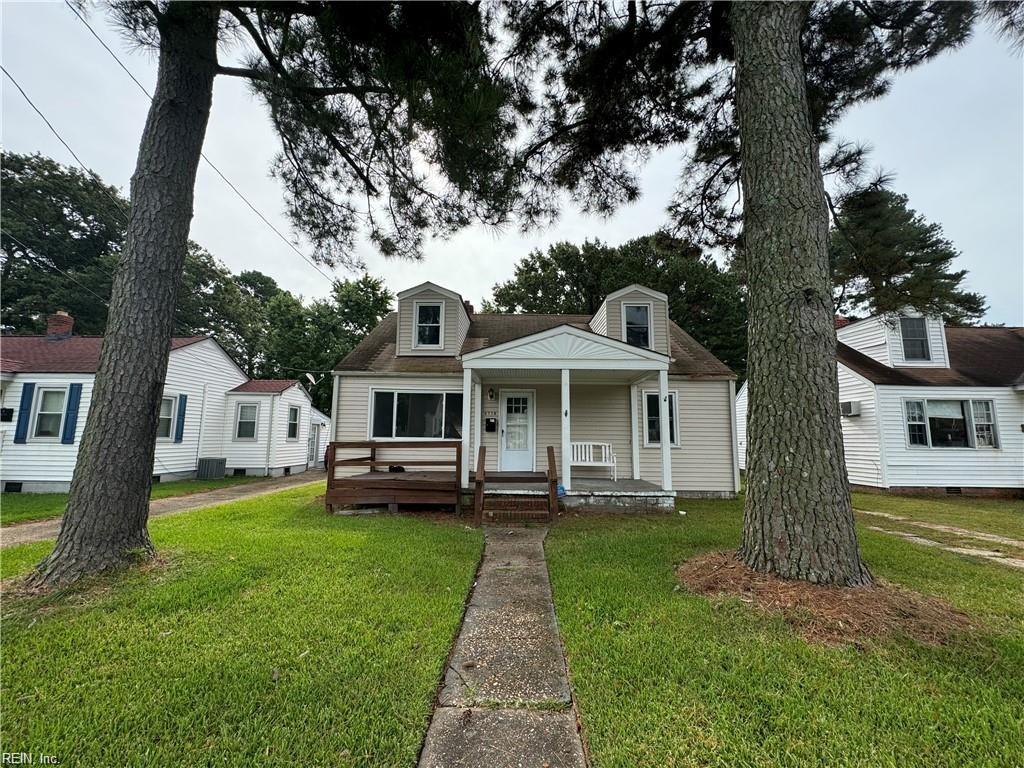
[325,441,462,513]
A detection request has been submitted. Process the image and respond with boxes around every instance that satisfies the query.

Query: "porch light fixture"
[487,388,495,401]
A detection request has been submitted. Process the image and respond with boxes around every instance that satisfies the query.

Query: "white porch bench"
[570,442,617,481]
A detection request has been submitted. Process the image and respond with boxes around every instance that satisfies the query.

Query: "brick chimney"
[463,300,475,315]
[46,311,74,338]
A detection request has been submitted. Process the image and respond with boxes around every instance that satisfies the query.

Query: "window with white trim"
[156,396,175,439]
[624,303,651,348]
[33,388,66,438]
[905,400,927,446]
[899,317,930,361]
[235,403,259,440]
[414,302,443,348]
[904,398,998,449]
[971,400,997,447]
[643,391,678,446]
[287,406,300,440]
[370,391,462,439]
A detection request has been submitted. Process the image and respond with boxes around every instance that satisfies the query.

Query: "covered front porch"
[459,324,676,496]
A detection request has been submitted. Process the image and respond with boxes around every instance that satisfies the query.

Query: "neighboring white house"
[737,313,1024,495]
[0,312,323,492]
[330,281,740,508]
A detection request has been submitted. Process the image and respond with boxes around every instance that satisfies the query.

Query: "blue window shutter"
[61,383,83,444]
[13,382,35,444]
[173,394,188,443]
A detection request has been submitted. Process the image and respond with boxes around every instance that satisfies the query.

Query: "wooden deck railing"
[326,440,462,513]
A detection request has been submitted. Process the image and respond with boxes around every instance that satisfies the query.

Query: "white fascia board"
[461,324,670,364]
[603,284,669,303]
[396,281,463,303]
[466,358,668,371]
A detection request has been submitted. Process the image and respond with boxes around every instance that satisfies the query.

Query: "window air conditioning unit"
[840,401,862,417]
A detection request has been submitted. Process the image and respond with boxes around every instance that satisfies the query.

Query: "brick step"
[482,493,552,523]
[484,497,550,511]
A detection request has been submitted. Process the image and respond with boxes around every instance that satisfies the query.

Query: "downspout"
[193,382,208,471]
[265,394,277,477]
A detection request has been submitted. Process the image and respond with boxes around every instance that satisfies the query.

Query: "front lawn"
[1,485,483,766]
[546,499,1024,767]
[1,475,269,526]
[852,491,1024,541]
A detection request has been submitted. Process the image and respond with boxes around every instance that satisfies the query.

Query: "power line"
[1,227,111,307]
[62,1,340,286]
[0,65,133,228]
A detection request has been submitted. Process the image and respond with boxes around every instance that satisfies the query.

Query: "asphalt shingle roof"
[0,335,207,374]
[838,326,1024,387]
[336,312,735,378]
[229,379,299,394]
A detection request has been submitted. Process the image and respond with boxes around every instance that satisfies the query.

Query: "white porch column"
[473,379,482,476]
[561,368,571,490]
[658,369,673,491]
[629,383,641,480]
[461,368,472,488]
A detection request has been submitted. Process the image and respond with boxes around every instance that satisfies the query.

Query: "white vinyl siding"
[0,376,88,486]
[837,366,884,487]
[879,386,1023,489]
[836,316,891,365]
[157,339,249,478]
[604,289,670,355]
[0,338,254,489]
[634,377,735,494]
[735,382,748,471]
[735,375,884,485]
[271,386,310,469]
[887,314,949,367]
[396,288,464,356]
[332,375,464,478]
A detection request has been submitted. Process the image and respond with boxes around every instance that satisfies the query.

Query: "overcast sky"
[3,2,1022,325]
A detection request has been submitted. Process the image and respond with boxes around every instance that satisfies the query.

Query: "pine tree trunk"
[28,4,220,587]
[730,2,872,587]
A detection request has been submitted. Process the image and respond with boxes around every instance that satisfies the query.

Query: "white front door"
[499,391,535,472]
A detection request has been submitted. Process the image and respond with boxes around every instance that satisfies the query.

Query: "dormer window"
[899,317,930,361]
[414,302,443,348]
[623,303,651,348]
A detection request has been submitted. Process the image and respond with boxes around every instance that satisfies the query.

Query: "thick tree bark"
[731,3,872,586]
[28,4,220,586]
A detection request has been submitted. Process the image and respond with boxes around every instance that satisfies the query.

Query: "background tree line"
[1,151,392,412]
[484,184,987,380]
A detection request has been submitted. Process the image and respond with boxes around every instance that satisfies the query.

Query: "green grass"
[852,492,1024,541]
[0,484,483,766]
[546,499,1024,768]
[1,475,268,526]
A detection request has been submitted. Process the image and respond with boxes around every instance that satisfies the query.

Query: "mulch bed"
[677,551,972,647]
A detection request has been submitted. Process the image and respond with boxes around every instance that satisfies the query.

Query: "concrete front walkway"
[0,470,326,549]
[419,527,586,768]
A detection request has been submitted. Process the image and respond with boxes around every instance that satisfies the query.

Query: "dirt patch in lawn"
[677,551,972,647]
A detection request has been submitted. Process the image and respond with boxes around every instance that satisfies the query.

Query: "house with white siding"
[0,312,322,492]
[328,282,740,518]
[736,313,1024,495]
